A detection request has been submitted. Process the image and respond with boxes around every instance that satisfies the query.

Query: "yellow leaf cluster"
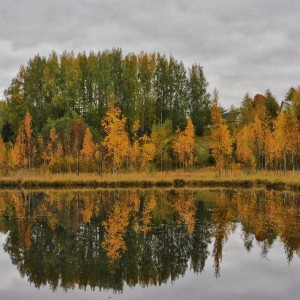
[173,118,196,170]
[210,93,233,176]
[101,106,130,172]
[101,200,131,261]
[81,128,95,160]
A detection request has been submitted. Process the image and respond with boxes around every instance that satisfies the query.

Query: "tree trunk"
[77,149,80,176]
[284,152,287,176]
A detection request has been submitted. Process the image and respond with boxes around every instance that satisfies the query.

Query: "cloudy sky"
[0,0,299,107]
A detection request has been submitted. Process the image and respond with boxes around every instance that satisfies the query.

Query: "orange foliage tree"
[172,118,196,171]
[139,135,156,172]
[210,91,233,177]
[235,125,256,172]
[102,199,132,261]
[47,127,63,172]
[81,128,95,172]
[272,110,299,173]
[101,105,130,173]
[11,112,34,170]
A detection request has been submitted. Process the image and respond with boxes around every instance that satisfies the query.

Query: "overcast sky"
[0,0,299,107]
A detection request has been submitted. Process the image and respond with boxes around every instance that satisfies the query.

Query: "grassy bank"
[0,168,300,190]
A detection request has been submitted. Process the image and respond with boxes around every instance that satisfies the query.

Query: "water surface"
[0,188,299,299]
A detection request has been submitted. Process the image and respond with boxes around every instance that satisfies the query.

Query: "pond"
[0,188,299,299]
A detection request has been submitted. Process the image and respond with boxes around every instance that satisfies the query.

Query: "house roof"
[280,100,292,113]
[221,110,241,122]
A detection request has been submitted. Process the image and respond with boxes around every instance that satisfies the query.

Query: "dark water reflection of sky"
[1,226,300,300]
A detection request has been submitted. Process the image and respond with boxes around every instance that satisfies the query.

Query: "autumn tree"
[127,120,156,172]
[173,118,196,171]
[47,127,63,172]
[174,191,196,235]
[251,115,272,170]
[139,135,156,172]
[173,127,186,169]
[70,119,86,176]
[130,120,141,171]
[210,91,233,177]
[10,112,34,171]
[24,112,34,168]
[36,134,47,168]
[11,121,26,170]
[101,105,130,174]
[102,199,132,261]
[235,125,255,172]
[272,110,299,173]
[80,128,95,172]
[94,143,104,176]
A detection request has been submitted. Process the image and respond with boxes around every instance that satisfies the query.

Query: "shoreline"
[0,176,299,190]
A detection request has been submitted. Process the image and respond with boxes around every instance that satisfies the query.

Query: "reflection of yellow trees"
[234,190,274,247]
[173,191,196,235]
[0,192,10,217]
[11,192,35,250]
[1,187,300,280]
[1,190,106,248]
[80,197,95,223]
[211,191,236,276]
[210,189,300,261]
[232,190,300,260]
[136,193,156,234]
[101,194,133,261]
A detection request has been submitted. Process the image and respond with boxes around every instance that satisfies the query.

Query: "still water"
[0,188,299,300]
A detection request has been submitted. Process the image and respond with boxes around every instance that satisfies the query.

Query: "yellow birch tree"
[101,105,130,173]
[11,123,26,169]
[24,112,33,168]
[139,135,156,172]
[210,91,233,177]
[172,118,196,171]
[235,125,256,172]
[130,120,141,171]
[81,128,95,172]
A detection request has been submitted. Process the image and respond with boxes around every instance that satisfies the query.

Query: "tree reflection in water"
[0,188,299,291]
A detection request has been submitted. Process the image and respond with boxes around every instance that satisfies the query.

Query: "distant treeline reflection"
[0,189,299,291]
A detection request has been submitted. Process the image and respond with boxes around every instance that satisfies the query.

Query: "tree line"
[0,49,299,176]
[0,100,197,174]
[2,49,210,136]
[215,88,300,175]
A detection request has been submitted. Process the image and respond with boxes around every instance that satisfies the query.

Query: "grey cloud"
[1,0,300,107]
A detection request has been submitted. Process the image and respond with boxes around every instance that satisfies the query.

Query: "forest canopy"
[2,49,211,137]
[0,49,300,176]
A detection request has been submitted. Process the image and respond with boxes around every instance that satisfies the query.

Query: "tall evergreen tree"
[264,89,279,120]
